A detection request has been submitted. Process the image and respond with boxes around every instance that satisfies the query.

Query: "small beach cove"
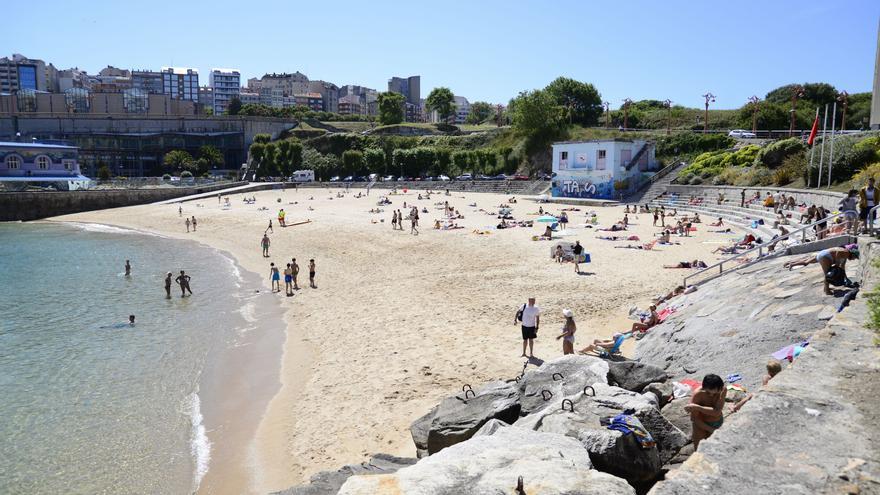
[52,187,742,493]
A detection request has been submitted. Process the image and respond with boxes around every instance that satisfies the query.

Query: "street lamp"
[602,101,610,128]
[788,85,804,137]
[747,96,760,134]
[837,91,849,131]
[622,98,633,131]
[701,92,716,133]
[663,99,672,135]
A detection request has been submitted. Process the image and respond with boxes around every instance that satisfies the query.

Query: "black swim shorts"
[521,326,537,340]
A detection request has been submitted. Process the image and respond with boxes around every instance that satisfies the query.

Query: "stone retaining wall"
[665,184,845,212]
[0,182,246,221]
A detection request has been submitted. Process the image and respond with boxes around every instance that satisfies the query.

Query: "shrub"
[180,171,193,178]
[656,133,734,157]
[97,165,111,180]
[162,174,172,181]
[735,167,774,186]
[852,162,880,187]
[713,167,745,185]
[689,176,704,185]
[754,138,805,168]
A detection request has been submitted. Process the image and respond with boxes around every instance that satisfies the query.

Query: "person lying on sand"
[664,260,708,269]
[712,244,741,255]
[655,285,686,304]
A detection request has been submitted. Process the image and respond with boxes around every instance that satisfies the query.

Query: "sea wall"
[0,182,246,221]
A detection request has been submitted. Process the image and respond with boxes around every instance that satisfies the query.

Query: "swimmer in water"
[129,315,135,326]
[164,272,173,298]
[175,270,193,297]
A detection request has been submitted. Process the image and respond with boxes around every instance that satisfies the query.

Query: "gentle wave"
[188,391,211,491]
[68,222,170,238]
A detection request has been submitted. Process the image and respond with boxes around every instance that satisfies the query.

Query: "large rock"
[337,426,635,495]
[409,406,436,458]
[643,381,674,408]
[516,383,688,482]
[273,454,417,495]
[426,381,521,455]
[607,360,669,392]
[517,354,609,416]
[660,398,693,440]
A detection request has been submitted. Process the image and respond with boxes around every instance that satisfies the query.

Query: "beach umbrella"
[537,215,558,222]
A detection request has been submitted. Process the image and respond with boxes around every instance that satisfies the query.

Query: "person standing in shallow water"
[175,270,193,297]
[283,263,293,296]
[269,263,281,293]
[124,260,131,277]
[164,272,173,299]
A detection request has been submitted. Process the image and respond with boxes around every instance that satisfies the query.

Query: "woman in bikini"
[556,309,577,355]
[783,245,858,295]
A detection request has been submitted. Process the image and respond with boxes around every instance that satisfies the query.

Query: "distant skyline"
[2,0,877,109]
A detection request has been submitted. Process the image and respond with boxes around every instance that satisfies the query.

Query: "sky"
[3,0,878,109]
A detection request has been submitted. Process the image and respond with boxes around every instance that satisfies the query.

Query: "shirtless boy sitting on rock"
[685,374,727,450]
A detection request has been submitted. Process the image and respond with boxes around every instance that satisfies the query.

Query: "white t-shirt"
[521,305,540,327]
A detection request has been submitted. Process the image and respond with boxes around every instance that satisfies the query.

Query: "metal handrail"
[683,209,857,287]
[870,204,880,236]
[649,160,683,185]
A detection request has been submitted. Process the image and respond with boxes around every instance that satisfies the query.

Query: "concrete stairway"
[624,162,688,205]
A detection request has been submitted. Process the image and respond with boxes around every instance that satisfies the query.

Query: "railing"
[870,204,880,236]
[649,160,684,185]
[683,210,857,287]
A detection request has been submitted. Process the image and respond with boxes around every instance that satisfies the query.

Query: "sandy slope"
[54,186,740,494]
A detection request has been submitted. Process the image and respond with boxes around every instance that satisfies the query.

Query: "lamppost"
[837,91,849,131]
[622,98,633,131]
[788,85,804,137]
[701,92,715,133]
[747,96,760,134]
[602,101,610,128]
[663,99,672,135]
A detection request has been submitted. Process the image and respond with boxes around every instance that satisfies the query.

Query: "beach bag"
[825,266,847,287]
[582,253,591,263]
[515,303,526,323]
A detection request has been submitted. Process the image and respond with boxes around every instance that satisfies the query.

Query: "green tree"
[363,148,386,175]
[434,148,452,176]
[194,157,210,175]
[377,92,405,125]
[198,145,224,170]
[466,101,494,124]
[452,150,470,174]
[97,164,111,180]
[544,77,602,126]
[164,150,194,172]
[509,89,568,142]
[426,87,456,123]
[276,140,293,177]
[253,133,271,144]
[258,143,279,178]
[226,97,242,116]
[289,140,304,171]
[342,150,364,176]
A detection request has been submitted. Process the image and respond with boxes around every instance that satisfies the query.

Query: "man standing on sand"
[291,258,300,290]
[283,263,293,296]
[124,260,131,277]
[164,272,173,299]
[516,298,540,358]
[278,208,286,227]
[175,270,193,297]
[309,259,316,288]
[410,207,419,235]
[191,216,197,232]
[261,233,271,257]
[185,217,191,232]
[269,262,281,293]
[572,241,584,273]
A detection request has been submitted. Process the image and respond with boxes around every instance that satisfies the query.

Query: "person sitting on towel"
[631,305,659,334]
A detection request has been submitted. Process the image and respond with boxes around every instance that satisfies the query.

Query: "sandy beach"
[53,186,742,494]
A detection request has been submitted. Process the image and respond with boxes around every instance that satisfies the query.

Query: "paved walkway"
[152,182,281,205]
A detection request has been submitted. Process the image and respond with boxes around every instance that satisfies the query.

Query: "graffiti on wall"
[551,172,615,199]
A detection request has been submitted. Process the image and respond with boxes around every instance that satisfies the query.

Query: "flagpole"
[807,107,819,188]
[827,101,837,188]
[818,104,828,188]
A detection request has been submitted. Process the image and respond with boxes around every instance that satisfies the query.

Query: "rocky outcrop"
[273,454,417,495]
[606,360,668,392]
[515,383,687,482]
[409,406,436,458]
[337,426,635,495]
[517,354,609,416]
[425,381,521,455]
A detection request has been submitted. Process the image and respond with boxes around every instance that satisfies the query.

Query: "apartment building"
[209,68,241,115]
[161,67,199,102]
[0,54,48,93]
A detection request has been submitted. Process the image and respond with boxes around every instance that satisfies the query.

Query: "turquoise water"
[0,222,263,494]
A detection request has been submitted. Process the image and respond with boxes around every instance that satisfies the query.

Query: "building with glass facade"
[161,67,199,102]
[0,54,48,93]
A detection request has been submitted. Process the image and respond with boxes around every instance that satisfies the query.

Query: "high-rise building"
[258,72,310,98]
[339,85,379,116]
[209,68,241,115]
[308,80,338,113]
[0,54,48,93]
[55,68,90,92]
[387,75,421,122]
[131,70,164,94]
[161,67,199,102]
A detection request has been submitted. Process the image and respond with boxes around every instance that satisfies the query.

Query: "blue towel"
[606,413,656,449]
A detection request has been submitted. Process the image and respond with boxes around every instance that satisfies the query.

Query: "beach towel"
[604,412,656,449]
[772,341,809,362]
[672,379,703,399]
[657,307,677,322]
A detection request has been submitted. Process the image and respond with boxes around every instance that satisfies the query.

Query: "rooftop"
[0,141,77,150]
[552,138,646,146]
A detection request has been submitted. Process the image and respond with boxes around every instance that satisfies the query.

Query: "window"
[63,159,75,171]
[36,155,51,170]
[560,151,568,160]
[5,155,21,169]
[596,150,606,170]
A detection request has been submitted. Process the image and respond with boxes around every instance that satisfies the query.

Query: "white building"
[209,68,241,115]
[454,95,470,124]
[551,139,658,199]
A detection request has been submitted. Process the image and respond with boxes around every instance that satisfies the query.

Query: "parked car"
[438,175,450,181]
[343,175,354,182]
[354,176,367,182]
[492,174,507,180]
[383,175,395,182]
[329,176,340,182]
[457,173,473,181]
[538,173,553,180]
[397,176,409,182]
[728,129,757,139]
[512,174,530,181]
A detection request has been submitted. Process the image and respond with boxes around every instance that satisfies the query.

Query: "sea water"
[0,222,269,494]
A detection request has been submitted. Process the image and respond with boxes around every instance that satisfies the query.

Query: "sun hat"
[562,309,573,318]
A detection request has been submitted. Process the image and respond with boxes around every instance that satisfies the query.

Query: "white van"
[291,170,315,182]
